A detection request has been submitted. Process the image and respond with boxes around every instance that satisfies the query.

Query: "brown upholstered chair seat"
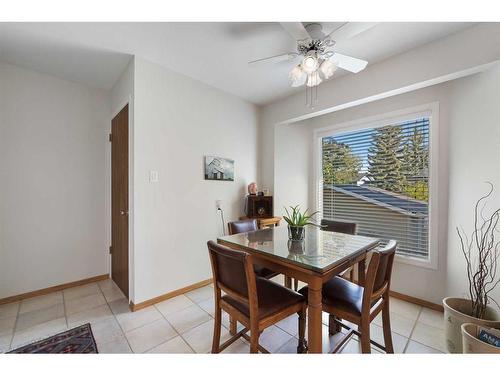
[299,276,380,316]
[223,277,304,319]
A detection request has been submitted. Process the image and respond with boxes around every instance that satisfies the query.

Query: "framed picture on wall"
[204,156,234,181]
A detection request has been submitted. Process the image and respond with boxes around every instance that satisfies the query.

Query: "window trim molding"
[312,102,439,270]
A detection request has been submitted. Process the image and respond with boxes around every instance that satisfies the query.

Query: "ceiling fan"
[249,22,376,106]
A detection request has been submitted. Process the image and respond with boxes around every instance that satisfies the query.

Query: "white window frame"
[312,103,439,270]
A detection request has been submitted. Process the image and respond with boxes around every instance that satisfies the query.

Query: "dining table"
[217,225,380,353]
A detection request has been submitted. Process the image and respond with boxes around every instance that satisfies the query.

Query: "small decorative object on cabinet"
[283,205,320,241]
[204,156,234,181]
[247,182,258,195]
[245,195,273,218]
[443,182,500,353]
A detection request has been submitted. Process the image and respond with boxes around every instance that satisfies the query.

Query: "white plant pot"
[443,297,500,353]
[461,323,500,353]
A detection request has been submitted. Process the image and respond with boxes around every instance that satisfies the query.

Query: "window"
[318,115,431,261]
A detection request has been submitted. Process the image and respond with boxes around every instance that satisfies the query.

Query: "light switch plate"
[149,170,159,183]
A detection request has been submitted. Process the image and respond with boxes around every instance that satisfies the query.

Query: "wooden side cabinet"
[239,216,281,230]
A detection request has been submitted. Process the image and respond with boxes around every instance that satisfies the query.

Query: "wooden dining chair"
[228,219,280,280]
[291,218,358,292]
[299,240,397,353]
[207,240,307,353]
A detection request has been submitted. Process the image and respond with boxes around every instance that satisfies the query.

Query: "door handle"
[120,210,129,216]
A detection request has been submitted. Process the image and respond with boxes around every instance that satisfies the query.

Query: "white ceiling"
[0,22,475,105]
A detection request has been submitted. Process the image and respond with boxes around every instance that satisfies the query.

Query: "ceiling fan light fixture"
[289,65,307,87]
[319,59,338,80]
[301,53,319,73]
[306,71,322,87]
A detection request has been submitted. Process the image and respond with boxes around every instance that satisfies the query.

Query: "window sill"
[395,253,437,270]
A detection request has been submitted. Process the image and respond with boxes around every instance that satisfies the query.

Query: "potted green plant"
[283,205,320,241]
[443,183,500,353]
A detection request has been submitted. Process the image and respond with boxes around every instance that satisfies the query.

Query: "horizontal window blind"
[320,118,430,259]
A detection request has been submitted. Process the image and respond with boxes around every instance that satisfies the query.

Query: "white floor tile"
[97,335,132,353]
[411,321,445,352]
[372,311,416,338]
[338,337,384,354]
[182,319,230,353]
[164,304,212,334]
[11,317,67,349]
[418,308,444,329]
[63,283,101,301]
[321,325,347,353]
[0,316,16,336]
[276,337,300,354]
[197,297,215,316]
[220,338,251,354]
[185,285,214,303]
[90,317,124,345]
[389,297,422,320]
[16,303,64,331]
[67,304,113,327]
[155,295,195,316]
[275,314,300,337]
[65,293,107,315]
[147,335,194,353]
[101,287,125,303]
[19,292,63,315]
[0,302,19,319]
[369,323,408,353]
[405,339,443,353]
[0,334,12,353]
[111,300,163,332]
[259,325,294,353]
[125,319,177,353]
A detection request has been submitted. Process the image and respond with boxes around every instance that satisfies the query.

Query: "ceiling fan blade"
[248,52,299,65]
[280,22,311,41]
[331,53,368,73]
[328,22,377,42]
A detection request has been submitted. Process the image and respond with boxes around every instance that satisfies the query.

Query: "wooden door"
[111,104,129,298]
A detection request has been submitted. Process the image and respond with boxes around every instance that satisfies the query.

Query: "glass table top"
[218,226,380,273]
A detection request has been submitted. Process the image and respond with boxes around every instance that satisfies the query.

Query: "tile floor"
[0,277,445,354]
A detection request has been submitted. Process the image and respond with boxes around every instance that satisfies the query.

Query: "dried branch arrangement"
[457,182,500,319]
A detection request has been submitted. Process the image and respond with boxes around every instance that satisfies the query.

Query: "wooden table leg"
[284,276,292,289]
[307,278,323,353]
[358,258,366,286]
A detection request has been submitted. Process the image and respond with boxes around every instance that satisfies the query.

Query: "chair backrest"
[363,240,397,305]
[320,219,357,235]
[228,219,258,235]
[207,240,257,307]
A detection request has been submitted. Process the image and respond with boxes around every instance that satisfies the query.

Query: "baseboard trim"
[0,274,109,305]
[390,290,444,312]
[130,278,213,312]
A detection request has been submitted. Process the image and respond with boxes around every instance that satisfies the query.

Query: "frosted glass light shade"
[319,59,338,79]
[302,55,319,73]
[306,72,322,87]
[289,65,307,87]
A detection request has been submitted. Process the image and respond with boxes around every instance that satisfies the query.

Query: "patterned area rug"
[8,323,98,354]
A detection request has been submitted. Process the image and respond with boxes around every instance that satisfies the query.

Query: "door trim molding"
[0,274,109,305]
[129,278,213,312]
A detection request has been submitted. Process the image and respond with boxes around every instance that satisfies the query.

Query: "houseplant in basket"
[443,182,500,353]
[283,205,320,241]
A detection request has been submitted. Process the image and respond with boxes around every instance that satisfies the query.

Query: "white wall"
[132,58,258,303]
[272,65,500,304]
[0,62,111,298]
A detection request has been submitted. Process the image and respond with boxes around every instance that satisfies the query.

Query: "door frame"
[110,97,133,302]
